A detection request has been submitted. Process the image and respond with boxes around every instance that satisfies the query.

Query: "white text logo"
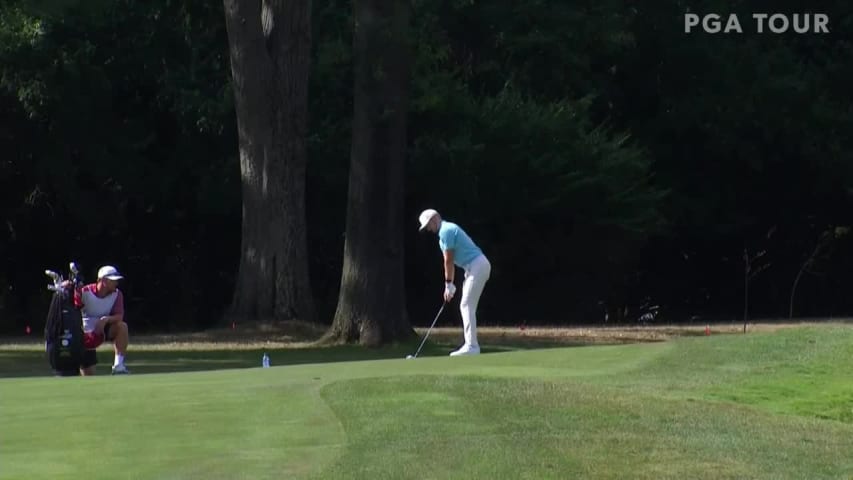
[684,13,830,34]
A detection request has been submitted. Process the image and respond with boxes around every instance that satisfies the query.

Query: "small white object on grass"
[406,355,413,359]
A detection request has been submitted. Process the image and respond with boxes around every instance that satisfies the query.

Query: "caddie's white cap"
[97,265,124,281]
[418,209,439,231]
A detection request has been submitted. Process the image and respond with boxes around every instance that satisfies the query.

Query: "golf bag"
[44,263,84,376]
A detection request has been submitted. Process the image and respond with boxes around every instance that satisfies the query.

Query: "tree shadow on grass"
[0,337,580,379]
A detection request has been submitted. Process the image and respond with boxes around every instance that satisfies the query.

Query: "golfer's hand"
[443,282,456,302]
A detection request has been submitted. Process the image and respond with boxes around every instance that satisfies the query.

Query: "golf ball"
[406,355,413,359]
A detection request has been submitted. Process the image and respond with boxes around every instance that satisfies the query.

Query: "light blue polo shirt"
[438,221,483,268]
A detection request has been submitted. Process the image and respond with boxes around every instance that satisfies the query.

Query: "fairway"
[1,324,852,479]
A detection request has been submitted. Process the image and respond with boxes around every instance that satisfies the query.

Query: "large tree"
[222,0,315,323]
[324,0,411,346]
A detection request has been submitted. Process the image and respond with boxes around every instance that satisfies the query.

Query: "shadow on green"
[0,337,567,378]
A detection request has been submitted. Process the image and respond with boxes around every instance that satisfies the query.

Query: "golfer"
[418,209,491,356]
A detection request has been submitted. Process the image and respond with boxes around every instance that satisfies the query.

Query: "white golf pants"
[460,254,491,348]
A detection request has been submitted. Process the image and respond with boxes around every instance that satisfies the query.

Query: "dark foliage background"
[2,0,852,333]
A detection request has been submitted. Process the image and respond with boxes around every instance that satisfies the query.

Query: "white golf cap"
[418,209,439,231]
[97,265,124,281]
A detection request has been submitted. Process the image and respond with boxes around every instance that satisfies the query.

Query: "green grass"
[1,325,852,479]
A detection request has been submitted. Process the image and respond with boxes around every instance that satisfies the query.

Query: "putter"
[406,302,446,359]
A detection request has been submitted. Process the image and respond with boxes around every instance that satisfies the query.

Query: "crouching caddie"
[74,265,131,375]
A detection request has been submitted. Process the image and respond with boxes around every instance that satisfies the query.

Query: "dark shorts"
[81,324,113,369]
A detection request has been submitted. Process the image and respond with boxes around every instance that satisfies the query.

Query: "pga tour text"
[685,13,829,34]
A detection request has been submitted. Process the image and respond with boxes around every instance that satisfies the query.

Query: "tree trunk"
[223,0,315,323]
[743,247,749,333]
[323,0,411,346]
[789,265,806,319]
[223,0,275,320]
[264,0,316,322]
[789,229,833,319]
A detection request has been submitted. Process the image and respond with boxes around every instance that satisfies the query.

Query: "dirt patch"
[2,319,848,351]
[437,321,821,346]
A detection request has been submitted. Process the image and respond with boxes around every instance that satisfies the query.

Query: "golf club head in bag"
[68,262,82,288]
[406,302,446,359]
[45,270,62,292]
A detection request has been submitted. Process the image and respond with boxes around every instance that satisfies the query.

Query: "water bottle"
[262,352,270,368]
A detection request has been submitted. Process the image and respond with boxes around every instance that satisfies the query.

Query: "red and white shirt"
[73,284,125,333]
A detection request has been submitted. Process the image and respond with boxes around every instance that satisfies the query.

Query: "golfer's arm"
[443,250,455,283]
